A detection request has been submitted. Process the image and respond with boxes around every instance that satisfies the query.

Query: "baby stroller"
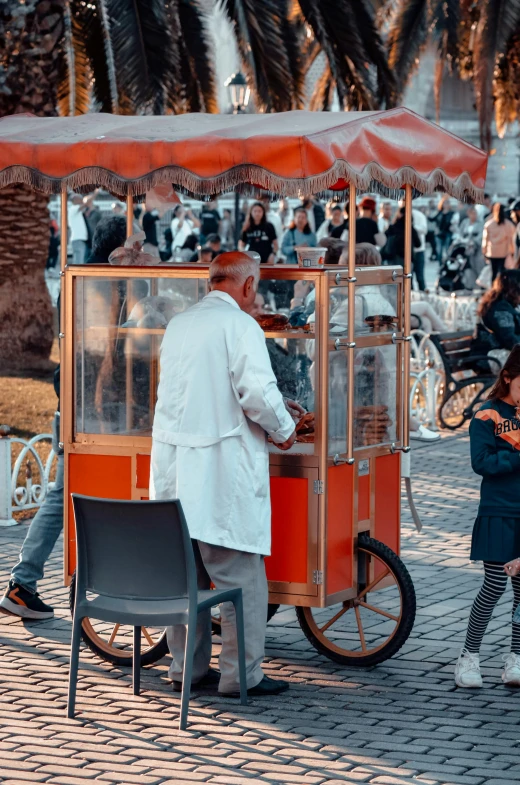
[436,241,473,293]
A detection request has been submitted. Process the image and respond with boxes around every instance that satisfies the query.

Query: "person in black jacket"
[455,346,520,689]
[383,208,421,264]
[478,270,520,351]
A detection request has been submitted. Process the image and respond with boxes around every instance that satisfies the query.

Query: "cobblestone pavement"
[1,432,519,785]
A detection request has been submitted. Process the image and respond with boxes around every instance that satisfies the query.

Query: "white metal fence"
[0,430,57,527]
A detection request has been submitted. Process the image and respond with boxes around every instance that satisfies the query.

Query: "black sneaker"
[0,580,54,619]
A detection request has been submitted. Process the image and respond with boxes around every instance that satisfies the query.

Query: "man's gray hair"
[209,253,260,287]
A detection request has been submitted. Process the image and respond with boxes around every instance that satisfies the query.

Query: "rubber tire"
[68,571,169,667]
[296,534,416,667]
[211,603,280,636]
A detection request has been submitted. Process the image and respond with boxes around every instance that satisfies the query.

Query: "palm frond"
[387,0,430,98]
[434,57,444,123]
[309,63,334,111]
[347,0,397,107]
[106,0,176,113]
[494,27,520,137]
[177,0,218,113]
[219,0,304,111]
[298,0,375,109]
[57,1,91,116]
[474,0,520,150]
[281,6,306,106]
[432,0,460,70]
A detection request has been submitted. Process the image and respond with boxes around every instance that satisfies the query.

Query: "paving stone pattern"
[0,432,518,785]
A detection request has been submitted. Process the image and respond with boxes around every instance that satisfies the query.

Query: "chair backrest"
[71,495,197,602]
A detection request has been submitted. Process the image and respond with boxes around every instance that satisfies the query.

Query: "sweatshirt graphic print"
[470,400,520,516]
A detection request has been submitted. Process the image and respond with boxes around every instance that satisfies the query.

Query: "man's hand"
[275,430,296,451]
[284,398,305,422]
[505,558,520,577]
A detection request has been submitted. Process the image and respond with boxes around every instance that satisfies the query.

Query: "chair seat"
[75,588,238,626]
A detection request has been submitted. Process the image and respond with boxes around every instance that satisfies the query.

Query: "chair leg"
[67,614,83,719]
[233,591,248,706]
[179,620,196,731]
[133,626,141,696]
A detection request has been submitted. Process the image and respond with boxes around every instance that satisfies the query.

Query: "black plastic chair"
[68,495,248,730]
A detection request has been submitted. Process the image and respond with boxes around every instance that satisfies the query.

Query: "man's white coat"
[150,290,295,556]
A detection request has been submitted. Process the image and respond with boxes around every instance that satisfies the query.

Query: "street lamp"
[225,72,250,115]
[225,72,251,249]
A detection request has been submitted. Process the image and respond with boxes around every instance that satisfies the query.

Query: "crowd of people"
[46,191,520,295]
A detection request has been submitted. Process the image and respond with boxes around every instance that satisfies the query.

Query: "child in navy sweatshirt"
[455,345,520,688]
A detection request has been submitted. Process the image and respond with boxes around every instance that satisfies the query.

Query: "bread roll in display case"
[63,261,416,667]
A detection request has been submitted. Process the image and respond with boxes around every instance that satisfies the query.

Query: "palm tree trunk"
[0,185,54,368]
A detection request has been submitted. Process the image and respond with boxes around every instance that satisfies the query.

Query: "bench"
[428,331,501,430]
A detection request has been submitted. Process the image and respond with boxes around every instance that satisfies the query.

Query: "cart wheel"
[296,535,415,667]
[211,603,280,636]
[439,379,490,430]
[69,572,169,667]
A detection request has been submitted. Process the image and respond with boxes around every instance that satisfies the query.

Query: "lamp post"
[225,73,251,249]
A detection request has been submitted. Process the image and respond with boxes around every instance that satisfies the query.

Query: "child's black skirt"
[470,515,520,562]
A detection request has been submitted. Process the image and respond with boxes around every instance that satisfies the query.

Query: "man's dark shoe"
[172,667,220,692]
[0,580,54,620]
[220,675,289,697]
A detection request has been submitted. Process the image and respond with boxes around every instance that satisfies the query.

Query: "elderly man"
[150,252,297,697]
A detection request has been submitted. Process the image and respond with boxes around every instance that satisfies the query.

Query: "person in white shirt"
[68,195,89,264]
[150,252,299,697]
[170,204,200,257]
[378,201,393,234]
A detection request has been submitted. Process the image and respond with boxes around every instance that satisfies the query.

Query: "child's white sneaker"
[455,648,482,688]
[502,653,520,686]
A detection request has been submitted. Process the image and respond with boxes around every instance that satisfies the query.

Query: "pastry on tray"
[255,313,289,331]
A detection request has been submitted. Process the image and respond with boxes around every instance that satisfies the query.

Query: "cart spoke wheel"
[80,618,167,660]
[357,600,399,622]
[296,535,416,667]
[69,572,169,667]
[108,624,120,646]
[319,604,349,633]
[354,606,367,652]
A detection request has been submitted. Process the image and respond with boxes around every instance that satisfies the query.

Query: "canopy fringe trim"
[0,160,485,203]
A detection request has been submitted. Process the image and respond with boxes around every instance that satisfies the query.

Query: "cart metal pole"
[347,185,357,463]
[403,185,412,449]
[125,193,135,432]
[126,193,134,238]
[59,185,68,446]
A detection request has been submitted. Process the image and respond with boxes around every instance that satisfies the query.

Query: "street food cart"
[0,109,487,668]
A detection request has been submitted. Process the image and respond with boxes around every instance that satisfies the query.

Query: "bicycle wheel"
[439,379,491,430]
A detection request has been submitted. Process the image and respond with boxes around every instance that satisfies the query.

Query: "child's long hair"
[487,344,520,399]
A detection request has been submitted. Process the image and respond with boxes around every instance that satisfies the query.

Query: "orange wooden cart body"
[66,451,400,607]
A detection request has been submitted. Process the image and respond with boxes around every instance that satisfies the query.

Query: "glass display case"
[63,263,406,607]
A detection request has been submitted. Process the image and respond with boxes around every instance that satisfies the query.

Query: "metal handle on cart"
[392,270,412,281]
[391,334,412,344]
[335,273,357,285]
[391,443,411,453]
[334,339,356,350]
